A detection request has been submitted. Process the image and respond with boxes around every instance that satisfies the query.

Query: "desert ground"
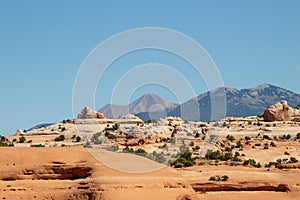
[1,105,300,199]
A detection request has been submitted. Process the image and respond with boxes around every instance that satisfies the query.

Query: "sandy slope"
[0,147,197,200]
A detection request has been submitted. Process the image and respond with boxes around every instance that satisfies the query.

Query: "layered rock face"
[263,101,300,122]
[77,107,105,119]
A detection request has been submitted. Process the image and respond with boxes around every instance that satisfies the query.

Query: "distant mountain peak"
[99,93,178,119]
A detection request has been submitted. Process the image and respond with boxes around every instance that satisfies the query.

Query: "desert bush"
[199,124,206,128]
[91,132,101,144]
[263,135,271,140]
[226,135,235,142]
[235,140,243,148]
[209,175,229,182]
[284,151,290,155]
[245,136,251,141]
[205,150,236,162]
[280,134,291,140]
[257,122,262,126]
[19,136,26,143]
[112,123,119,130]
[171,149,196,168]
[243,159,261,168]
[290,157,298,163]
[30,144,45,147]
[75,136,81,142]
[221,175,229,181]
[264,143,269,149]
[270,142,276,147]
[106,133,117,140]
[296,133,300,140]
[54,135,65,142]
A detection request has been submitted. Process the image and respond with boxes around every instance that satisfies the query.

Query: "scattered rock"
[77,107,105,119]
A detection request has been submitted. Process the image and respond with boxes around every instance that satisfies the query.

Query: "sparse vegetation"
[280,134,291,140]
[243,159,261,168]
[91,132,102,144]
[209,175,229,182]
[171,149,196,168]
[263,135,271,140]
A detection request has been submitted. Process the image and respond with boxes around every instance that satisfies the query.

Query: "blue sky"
[0,1,300,135]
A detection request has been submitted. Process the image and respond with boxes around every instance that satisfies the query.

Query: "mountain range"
[99,84,300,122]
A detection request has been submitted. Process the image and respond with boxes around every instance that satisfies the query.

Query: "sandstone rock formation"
[15,129,25,136]
[77,107,105,119]
[262,101,300,122]
[116,114,144,124]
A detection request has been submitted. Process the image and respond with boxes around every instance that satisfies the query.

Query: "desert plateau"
[1,100,300,200]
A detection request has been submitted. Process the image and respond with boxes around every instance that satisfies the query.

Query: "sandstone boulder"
[15,129,25,136]
[262,101,300,122]
[77,107,105,119]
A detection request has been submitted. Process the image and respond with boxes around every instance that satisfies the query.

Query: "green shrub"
[75,136,81,142]
[107,133,117,140]
[236,141,243,148]
[171,149,196,168]
[221,175,229,181]
[91,132,102,144]
[263,135,271,140]
[270,142,276,147]
[245,136,251,141]
[290,157,298,163]
[19,136,26,143]
[54,135,65,142]
[226,135,235,142]
[243,159,261,168]
[112,123,119,130]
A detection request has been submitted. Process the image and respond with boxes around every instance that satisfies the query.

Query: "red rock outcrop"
[262,101,300,122]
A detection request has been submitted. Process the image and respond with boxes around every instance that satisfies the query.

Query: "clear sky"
[0,1,300,135]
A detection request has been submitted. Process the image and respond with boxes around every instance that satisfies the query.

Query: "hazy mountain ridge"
[99,93,178,118]
[99,84,300,121]
[165,84,300,121]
